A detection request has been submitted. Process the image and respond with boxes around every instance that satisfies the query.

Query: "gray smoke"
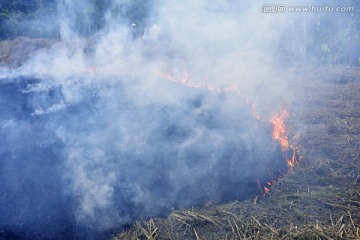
[0,0,316,239]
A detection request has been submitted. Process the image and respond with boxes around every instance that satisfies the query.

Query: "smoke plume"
[0,0,336,239]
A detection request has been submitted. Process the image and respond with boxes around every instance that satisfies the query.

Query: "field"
[115,65,360,240]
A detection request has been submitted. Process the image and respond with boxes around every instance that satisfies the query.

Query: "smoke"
[0,0,338,239]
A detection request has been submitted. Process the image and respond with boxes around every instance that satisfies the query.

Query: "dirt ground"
[114,65,360,240]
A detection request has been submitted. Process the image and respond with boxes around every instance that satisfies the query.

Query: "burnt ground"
[115,65,360,240]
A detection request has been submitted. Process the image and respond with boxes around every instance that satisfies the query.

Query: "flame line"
[85,67,301,193]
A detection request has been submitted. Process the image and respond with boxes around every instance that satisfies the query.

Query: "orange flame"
[158,71,223,93]
[86,66,96,75]
[85,67,301,193]
[157,71,264,120]
[287,148,299,169]
[270,108,300,171]
[254,109,301,196]
[270,109,289,151]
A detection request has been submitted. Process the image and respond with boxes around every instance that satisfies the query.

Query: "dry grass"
[0,40,11,62]
[0,37,56,67]
[114,65,360,240]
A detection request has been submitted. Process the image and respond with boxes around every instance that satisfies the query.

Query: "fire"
[84,67,300,194]
[287,148,300,169]
[158,71,222,93]
[157,71,263,120]
[270,108,300,171]
[86,66,96,75]
[257,178,277,195]
[270,109,289,151]
[255,108,301,196]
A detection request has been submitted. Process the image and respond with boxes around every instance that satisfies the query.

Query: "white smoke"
[0,0,324,239]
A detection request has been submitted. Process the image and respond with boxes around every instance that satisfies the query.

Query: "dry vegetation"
[0,37,55,68]
[0,40,11,62]
[114,66,360,240]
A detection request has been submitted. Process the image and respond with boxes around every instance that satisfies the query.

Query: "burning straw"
[114,66,360,240]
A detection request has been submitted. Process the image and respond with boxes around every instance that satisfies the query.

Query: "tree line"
[278,11,360,66]
[0,0,359,66]
[0,0,150,39]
